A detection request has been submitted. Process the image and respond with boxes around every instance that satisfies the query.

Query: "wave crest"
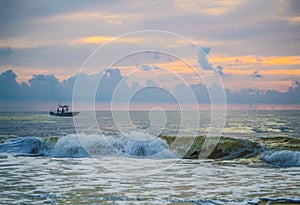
[0,133,173,158]
[1,134,299,167]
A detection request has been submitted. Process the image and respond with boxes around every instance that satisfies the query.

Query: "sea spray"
[49,134,90,158]
[260,150,300,167]
[0,137,44,156]
[0,132,174,158]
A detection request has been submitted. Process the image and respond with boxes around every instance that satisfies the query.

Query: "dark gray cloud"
[198,47,213,70]
[174,83,210,103]
[0,0,119,38]
[1,69,299,107]
[0,47,12,59]
[0,69,17,85]
[131,86,175,103]
[145,50,160,60]
[140,65,152,71]
[28,74,61,101]
[139,65,164,71]
[1,0,299,75]
[201,47,211,55]
[145,79,157,86]
[197,47,225,76]
[0,69,21,100]
[97,69,124,101]
[288,0,300,16]
[138,1,300,56]
[215,65,225,76]
[0,44,95,68]
[152,65,164,70]
[253,70,263,79]
[225,81,300,103]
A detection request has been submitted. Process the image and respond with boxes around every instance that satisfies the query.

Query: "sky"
[0,0,300,108]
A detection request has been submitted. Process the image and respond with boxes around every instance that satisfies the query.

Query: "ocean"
[0,110,299,204]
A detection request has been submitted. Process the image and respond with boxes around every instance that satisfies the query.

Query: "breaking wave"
[0,133,174,159]
[260,150,300,167]
[0,134,299,167]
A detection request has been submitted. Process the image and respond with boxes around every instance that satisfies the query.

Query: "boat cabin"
[50,105,79,117]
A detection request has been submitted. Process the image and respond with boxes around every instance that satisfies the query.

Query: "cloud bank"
[1,70,299,107]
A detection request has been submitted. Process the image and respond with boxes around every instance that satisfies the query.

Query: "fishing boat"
[50,105,79,117]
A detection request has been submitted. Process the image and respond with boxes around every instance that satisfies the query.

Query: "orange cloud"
[114,55,300,77]
[225,69,300,75]
[71,36,146,45]
[289,16,300,24]
[210,55,300,66]
[149,59,210,75]
[44,12,132,25]
[224,80,295,92]
[263,56,300,65]
[0,38,58,49]
[174,0,239,15]
[144,56,300,76]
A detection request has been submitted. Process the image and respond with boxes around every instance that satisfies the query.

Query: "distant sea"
[0,105,299,204]
[1,102,300,111]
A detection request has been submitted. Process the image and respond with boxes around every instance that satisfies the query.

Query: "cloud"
[145,79,157,86]
[28,74,61,100]
[256,57,263,64]
[198,47,213,70]
[0,1,122,37]
[140,65,152,71]
[215,65,225,76]
[288,0,300,16]
[253,70,263,79]
[71,36,146,45]
[1,69,299,107]
[174,0,239,16]
[0,37,64,49]
[0,44,95,68]
[153,50,160,59]
[0,0,299,105]
[152,65,164,70]
[139,65,164,71]
[0,47,12,58]
[131,84,175,103]
[0,69,17,83]
[1,0,299,79]
[201,47,211,55]
[144,50,161,60]
[0,69,22,100]
[198,47,226,76]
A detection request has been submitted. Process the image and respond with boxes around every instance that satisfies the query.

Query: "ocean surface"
[0,110,299,204]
